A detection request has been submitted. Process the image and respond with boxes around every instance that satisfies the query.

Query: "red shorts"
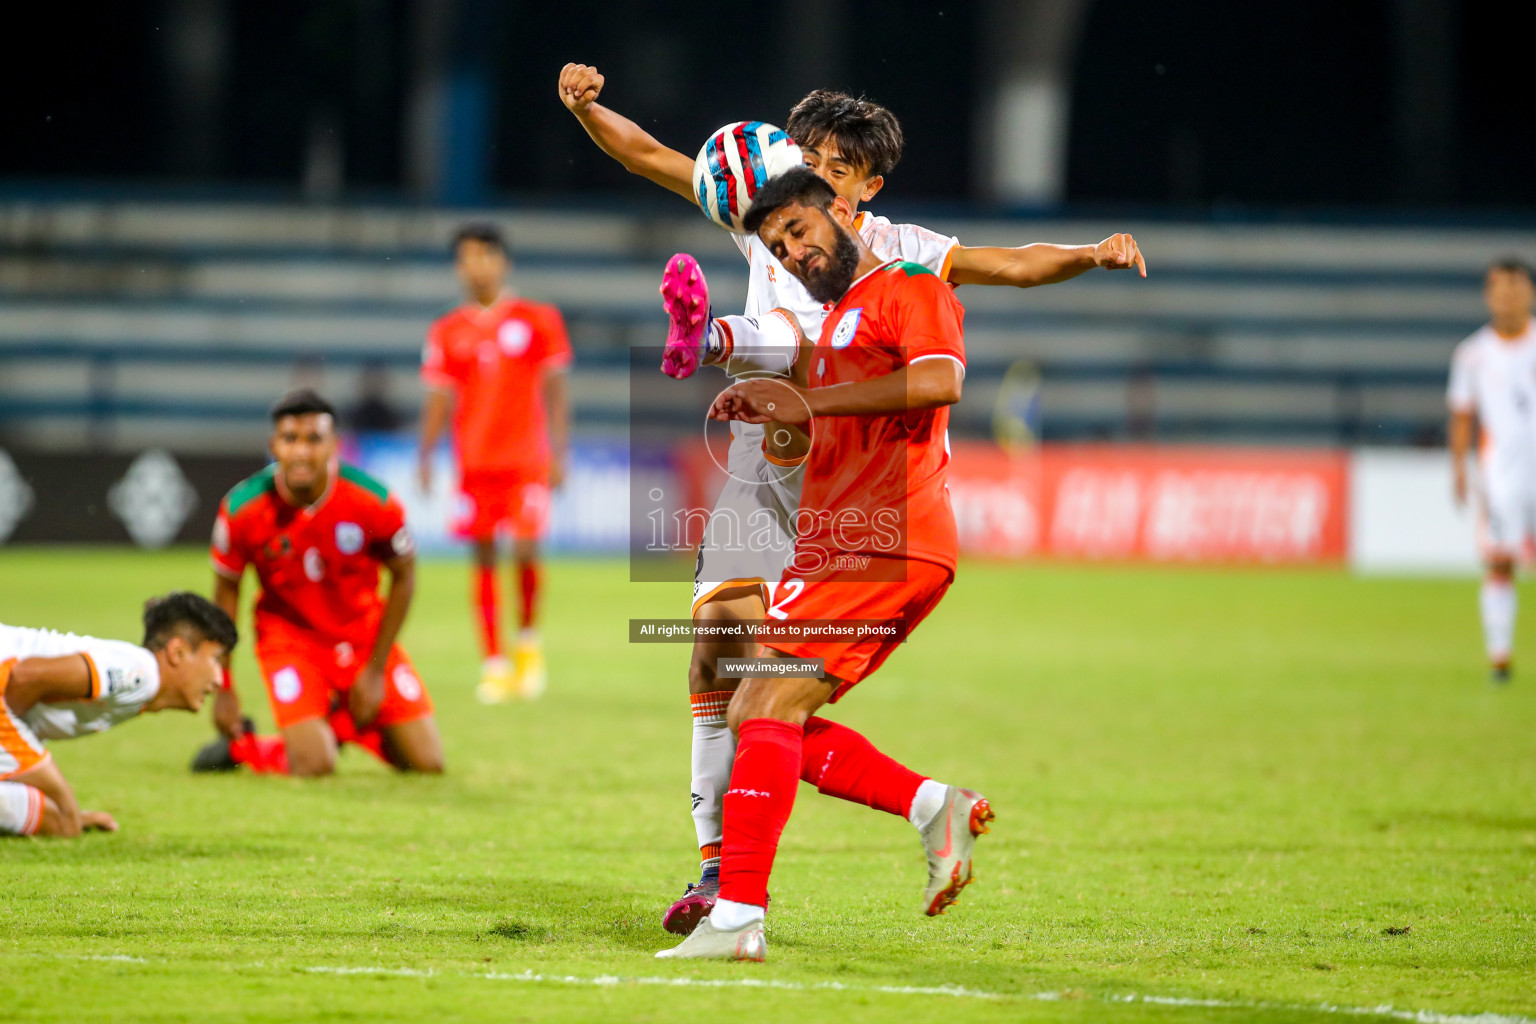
[761,556,953,700]
[454,471,550,542]
[254,627,433,733]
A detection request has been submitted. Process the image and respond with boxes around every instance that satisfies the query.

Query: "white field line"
[20,954,1534,1023]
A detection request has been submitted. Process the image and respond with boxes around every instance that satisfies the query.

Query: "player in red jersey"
[419,223,573,703]
[193,389,443,777]
[658,168,992,961]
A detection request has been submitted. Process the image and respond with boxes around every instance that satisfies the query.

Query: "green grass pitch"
[0,548,1532,1023]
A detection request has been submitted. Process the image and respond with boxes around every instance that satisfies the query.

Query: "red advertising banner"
[948,444,1349,564]
[670,440,1349,565]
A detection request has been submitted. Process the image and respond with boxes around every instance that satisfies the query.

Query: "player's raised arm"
[558,62,696,201]
[947,233,1147,287]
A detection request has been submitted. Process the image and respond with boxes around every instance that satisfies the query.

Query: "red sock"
[229,733,289,775]
[800,716,925,818]
[517,561,540,630]
[719,718,803,908]
[476,565,501,657]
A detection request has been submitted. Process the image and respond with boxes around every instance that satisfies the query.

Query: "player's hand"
[350,665,386,728]
[558,63,605,115]
[80,811,118,833]
[1453,468,1468,508]
[710,379,812,425]
[213,686,244,740]
[549,458,566,489]
[1094,233,1147,278]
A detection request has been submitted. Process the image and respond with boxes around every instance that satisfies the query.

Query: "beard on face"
[799,213,861,304]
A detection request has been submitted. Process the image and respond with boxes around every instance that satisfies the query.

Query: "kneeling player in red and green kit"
[657,168,991,961]
[192,388,444,777]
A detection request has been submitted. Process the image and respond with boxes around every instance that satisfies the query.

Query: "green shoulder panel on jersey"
[885,260,936,278]
[225,465,277,515]
[339,463,391,504]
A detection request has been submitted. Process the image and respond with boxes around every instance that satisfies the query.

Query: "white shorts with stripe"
[691,422,805,616]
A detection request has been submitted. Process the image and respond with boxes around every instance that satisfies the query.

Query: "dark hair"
[1489,256,1534,280]
[785,90,904,178]
[142,591,238,652]
[270,387,337,423]
[742,167,840,234]
[453,222,508,255]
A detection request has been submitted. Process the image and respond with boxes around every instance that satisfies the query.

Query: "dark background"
[3,0,1529,210]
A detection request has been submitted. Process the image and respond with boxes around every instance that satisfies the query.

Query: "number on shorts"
[767,579,805,620]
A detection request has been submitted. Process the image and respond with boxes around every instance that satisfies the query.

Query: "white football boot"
[654,917,766,961]
[919,786,994,916]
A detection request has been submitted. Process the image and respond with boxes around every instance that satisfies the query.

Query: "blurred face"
[799,138,884,211]
[456,239,509,302]
[1486,268,1534,334]
[155,636,228,712]
[270,412,336,497]
[756,198,863,303]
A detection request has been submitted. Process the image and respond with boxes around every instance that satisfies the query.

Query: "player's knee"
[287,747,338,777]
[688,647,717,692]
[1488,558,1516,581]
[401,746,445,774]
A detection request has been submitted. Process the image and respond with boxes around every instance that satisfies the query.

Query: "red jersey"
[211,463,415,647]
[422,296,573,476]
[796,260,966,574]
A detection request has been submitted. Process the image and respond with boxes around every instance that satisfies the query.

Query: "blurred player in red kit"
[419,224,573,702]
[657,169,991,961]
[192,389,443,777]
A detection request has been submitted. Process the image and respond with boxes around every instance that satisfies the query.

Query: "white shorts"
[691,423,805,615]
[1478,464,1536,554]
[0,780,43,835]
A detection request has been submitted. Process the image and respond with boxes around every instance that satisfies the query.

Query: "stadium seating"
[0,197,1521,451]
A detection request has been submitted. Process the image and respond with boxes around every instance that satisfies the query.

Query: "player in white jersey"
[0,592,236,838]
[558,63,1146,931]
[1449,258,1536,683]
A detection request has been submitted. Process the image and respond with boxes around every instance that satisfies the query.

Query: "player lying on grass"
[657,168,993,961]
[191,388,444,777]
[559,61,1143,933]
[1,592,236,838]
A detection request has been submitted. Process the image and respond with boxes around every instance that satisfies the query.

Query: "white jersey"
[1448,323,1536,476]
[0,623,160,741]
[726,211,958,370]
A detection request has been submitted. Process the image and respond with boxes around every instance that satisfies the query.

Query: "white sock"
[690,692,736,868]
[711,311,798,375]
[907,779,949,830]
[709,897,765,930]
[1481,576,1517,663]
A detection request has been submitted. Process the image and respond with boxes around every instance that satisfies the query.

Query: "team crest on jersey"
[335,521,364,555]
[828,309,862,350]
[498,319,532,356]
[105,667,136,695]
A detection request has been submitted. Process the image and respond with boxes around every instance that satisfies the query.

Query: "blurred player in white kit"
[1448,258,1536,683]
[0,592,236,837]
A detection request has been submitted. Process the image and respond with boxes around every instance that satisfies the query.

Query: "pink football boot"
[659,252,712,379]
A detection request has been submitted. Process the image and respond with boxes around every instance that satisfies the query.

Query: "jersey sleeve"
[864,216,961,282]
[893,270,967,370]
[81,639,159,710]
[730,231,752,262]
[210,499,248,579]
[421,318,460,391]
[535,305,574,370]
[1447,338,1477,412]
[366,492,415,564]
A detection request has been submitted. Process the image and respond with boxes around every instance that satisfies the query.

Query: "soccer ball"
[692,122,803,234]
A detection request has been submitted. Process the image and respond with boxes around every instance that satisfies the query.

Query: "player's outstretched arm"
[948,233,1147,287]
[350,553,416,728]
[558,63,696,201]
[209,573,245,738]
[711,359,962,424]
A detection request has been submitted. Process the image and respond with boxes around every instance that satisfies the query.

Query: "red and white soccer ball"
[692,121,804,234]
